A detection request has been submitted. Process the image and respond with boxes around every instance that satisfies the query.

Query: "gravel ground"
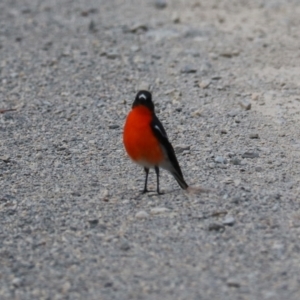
[1,0,300,299]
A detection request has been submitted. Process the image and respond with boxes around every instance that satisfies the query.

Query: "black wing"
[150,114,188,189]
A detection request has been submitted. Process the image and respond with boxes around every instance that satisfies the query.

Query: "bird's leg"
[142,167,149,193]
[155,166,164,195]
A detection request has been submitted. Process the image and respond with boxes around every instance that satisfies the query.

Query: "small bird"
[123,90,189,194]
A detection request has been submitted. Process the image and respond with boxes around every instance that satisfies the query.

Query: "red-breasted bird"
[123,90,189,194]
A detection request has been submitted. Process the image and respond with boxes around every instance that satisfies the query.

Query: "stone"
[239,99,251,110]
[231,158,241,165]
[227,110,238,117]
[88,219,99,228]
[146,29,179,42]
[190,109,202,117]
[130,45,140,52]
[106,49,119,59]
[219,49,240,58]
[242,152,259,158]
[150,207,170,215]
[181,65,197,73]
[108,125,120,129]
[231,197,241,204]
[172,12,180,23]
[234,179,241,187]
[208,163,215,169]
[227,279,241,288]
[129,23,148,33]
[175,145,190,154]
[211,75,222,80]
[251,93,260,101]
[155,0,167,9]
[0,108,16,114]
[135,211,149,219]
[12,277,22,287]
[249,133,259,139]
[120,240,130,251]
[88,20,97,32]
[208,223,225,231]
[138,82,151,91]
[223,216,235,226]
[0,155,10,163]
[214,156,227,164]
[223,177,233,184]
[199,79,211,89]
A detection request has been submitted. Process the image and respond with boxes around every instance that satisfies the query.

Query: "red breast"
[123,106,164,166]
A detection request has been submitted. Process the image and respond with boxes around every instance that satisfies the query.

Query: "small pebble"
[155,0,167,9]
[219,49,239,58]
[223,216,235,226]
[239,99,251,110]
[172,12,180,23]
[175,145,190,154]
[242,152,259,158]
[211,75,222,80]
[104,282,113,288]
[120,240,130,251]
[227,279,241,288]
[138,82,151,91]
[88,219,99,228]
[106,50,119,59]
[12,278,22,287]
[208,163,215,169]
[101,189,109,201]
[231,158,241,165]
[251,93,260,100]
[62,281,71,293]
[129,23,148,33]
[199,79,211,89]
[223,177,233,184]
[135,211,149,219]
[109,125,119,129]
[219,51,234,58]
[181,65,197,74]
[255,166,263,172]
[130,45,140,52]
[36,152,43,160]
[190,109,202,117]
[215,156,227,164]
[234,179,241,187]
[249,133,259,139]
[0,155,10,162]
[231,197,241,204]
[88,20,97,32]
[208,223,225,231]
[227,110,238,117]
[150,207,170,215]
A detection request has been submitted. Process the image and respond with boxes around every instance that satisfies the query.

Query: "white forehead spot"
[139,93,147,100]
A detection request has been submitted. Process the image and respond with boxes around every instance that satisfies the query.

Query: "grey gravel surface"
[1,0,300,299]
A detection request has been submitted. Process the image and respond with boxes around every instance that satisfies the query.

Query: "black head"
[132,90,154,112]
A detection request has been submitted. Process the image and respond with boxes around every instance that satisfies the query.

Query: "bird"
[123,90,189,194]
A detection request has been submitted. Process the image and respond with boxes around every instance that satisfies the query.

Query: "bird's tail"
[171,170,189,190]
